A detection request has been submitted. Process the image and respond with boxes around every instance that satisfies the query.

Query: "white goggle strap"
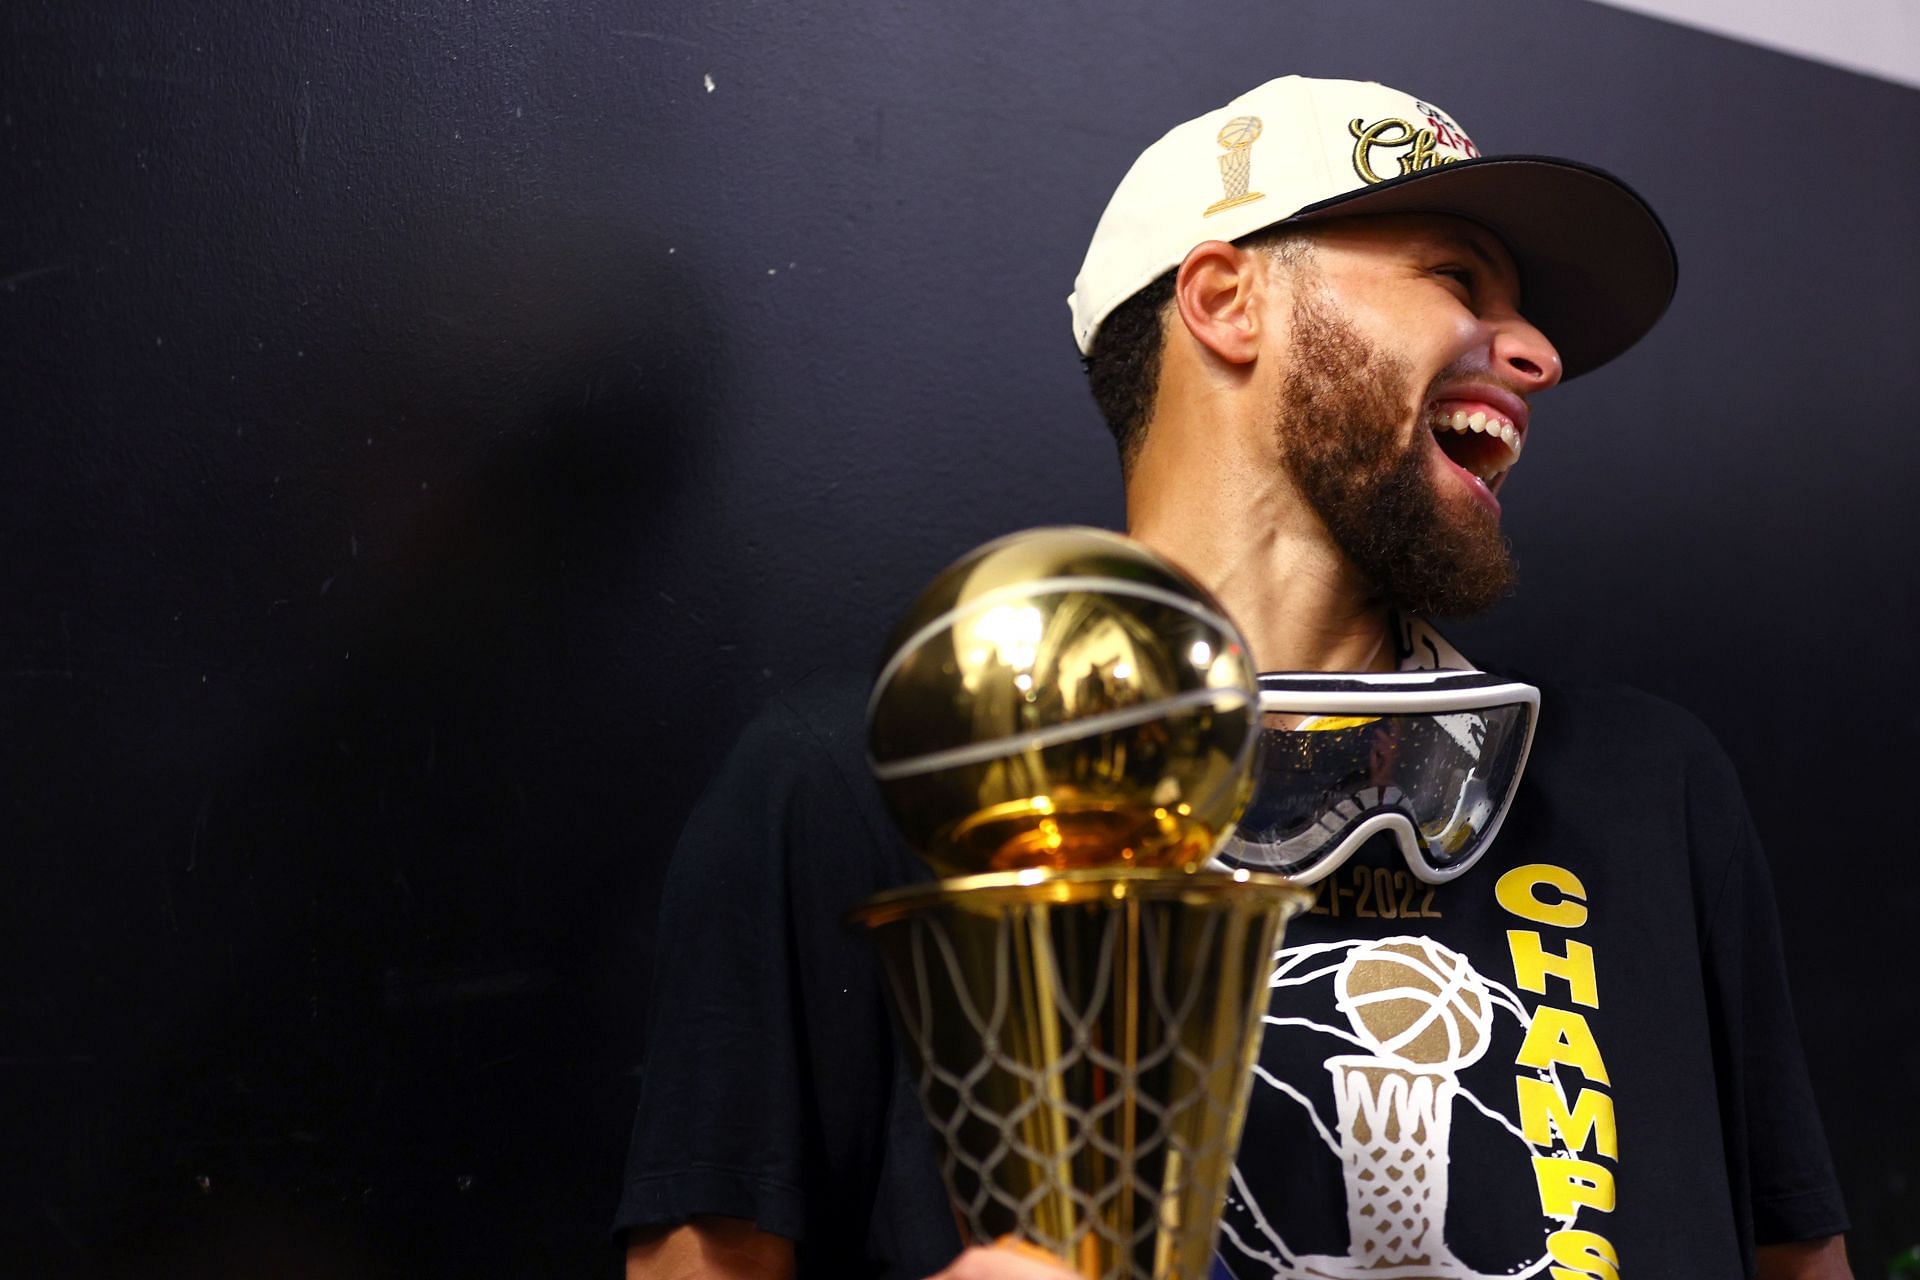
[1254,679,1539,717]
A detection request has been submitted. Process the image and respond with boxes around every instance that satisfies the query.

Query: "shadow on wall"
[14,287,722,1279]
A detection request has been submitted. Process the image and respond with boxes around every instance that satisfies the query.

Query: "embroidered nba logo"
[1205,115,1266,217]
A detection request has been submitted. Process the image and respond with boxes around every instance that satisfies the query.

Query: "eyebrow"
[1451,232,1504,277]
[1428,225,1520,297]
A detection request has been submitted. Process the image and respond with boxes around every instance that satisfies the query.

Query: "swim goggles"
[1217,669,1539,885]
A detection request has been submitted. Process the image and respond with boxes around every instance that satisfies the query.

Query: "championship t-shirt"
[617,636,1846,1278]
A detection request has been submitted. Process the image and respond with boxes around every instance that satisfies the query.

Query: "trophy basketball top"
[867,527,1263,880]
[1216,115,1262,147]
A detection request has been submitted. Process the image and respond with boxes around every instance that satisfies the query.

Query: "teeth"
[1426,405,1526,487]
[1429,407,1523,453]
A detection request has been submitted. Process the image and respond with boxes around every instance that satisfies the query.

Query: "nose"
[1491,307,1563,393]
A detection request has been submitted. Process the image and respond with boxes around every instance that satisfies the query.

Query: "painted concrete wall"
[4,0,1914,1272]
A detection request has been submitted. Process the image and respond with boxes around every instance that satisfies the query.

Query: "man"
[619,77,1849,1279]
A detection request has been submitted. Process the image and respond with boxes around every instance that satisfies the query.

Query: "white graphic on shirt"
[1219,938,1584,1280]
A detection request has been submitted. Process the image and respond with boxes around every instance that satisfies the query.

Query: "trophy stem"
[1015,907,1076,1247]
[855,867,1310,1280]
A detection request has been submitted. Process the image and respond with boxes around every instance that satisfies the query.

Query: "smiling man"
[620,77,1851,1280]
[1111,213,1548,673]
[1072,76,1659,680]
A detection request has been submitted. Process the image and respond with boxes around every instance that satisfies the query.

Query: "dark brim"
[1285,155,1678,380]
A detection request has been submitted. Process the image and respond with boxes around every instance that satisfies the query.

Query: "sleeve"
[1692,746,1850,1261]
[612,684,927,1248]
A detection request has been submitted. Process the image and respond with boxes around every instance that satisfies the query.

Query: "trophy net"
[859,871,1304,1280]
[1217,147,1253,203]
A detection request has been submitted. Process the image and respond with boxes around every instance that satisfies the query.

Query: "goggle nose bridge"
[1231,806,1455,886]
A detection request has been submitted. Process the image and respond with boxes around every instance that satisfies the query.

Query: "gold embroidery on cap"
[1349,113,1476,185]
[1204,116,1266,217]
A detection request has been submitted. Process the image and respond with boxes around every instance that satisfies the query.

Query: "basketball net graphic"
[1204,115,1266,217]
[1320,939,1493,1278]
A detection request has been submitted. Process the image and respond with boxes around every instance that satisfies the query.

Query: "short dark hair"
[1082,228,1314,473]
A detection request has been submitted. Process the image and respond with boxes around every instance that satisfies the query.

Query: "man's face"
[1267,213,1562,616]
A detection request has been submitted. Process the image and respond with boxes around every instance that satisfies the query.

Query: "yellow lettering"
[1534,1155,1616,1217]
[1548,1228,1620,1280]
[1496,864,1589,928]
[1508,930,1599,1007]
[1503,867,1618,1237]
[1517,1007,1611,1084]
[1348,117,1415,185]
[1543,1228,1620,1274]
[1517,1076,1618,1159]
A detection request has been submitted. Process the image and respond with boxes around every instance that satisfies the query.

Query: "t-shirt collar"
[1391,612,1475,672]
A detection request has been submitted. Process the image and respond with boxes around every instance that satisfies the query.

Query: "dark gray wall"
[4,0,1914,1275]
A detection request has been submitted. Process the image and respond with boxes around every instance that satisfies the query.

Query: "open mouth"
[1426,403,1523,488]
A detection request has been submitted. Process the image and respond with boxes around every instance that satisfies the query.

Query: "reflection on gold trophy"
[854,527,1311,1280]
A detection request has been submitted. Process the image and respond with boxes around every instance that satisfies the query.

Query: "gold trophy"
[853,527,1311,1279]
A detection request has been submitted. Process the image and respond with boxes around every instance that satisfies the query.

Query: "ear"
[1173,239,1268,365]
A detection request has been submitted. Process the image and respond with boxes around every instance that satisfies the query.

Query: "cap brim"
[1285,156,1677,380]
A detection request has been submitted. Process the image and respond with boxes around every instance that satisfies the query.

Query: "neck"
[1125,405,1394,675]
[1133,512,1394,673]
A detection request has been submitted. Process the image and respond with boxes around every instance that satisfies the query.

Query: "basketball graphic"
[1336,938,1493,1071]
[1217,115,1264,148]
[1218,936,1591,1280]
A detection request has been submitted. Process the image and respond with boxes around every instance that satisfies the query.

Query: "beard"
[1274,287,1515,618]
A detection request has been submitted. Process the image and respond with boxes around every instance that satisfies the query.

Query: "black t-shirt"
[616,669,1847,1278]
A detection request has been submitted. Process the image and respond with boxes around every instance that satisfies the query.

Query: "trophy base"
[853,867,1311,1280]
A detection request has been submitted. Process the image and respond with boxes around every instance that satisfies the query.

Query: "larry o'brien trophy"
[852,527,1311,1279]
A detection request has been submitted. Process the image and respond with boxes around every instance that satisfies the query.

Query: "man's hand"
[624,1216,795,1280]
[1756,1235,1852,1280]
[625,1225,1074,1280]
[925,1240,1079,1280]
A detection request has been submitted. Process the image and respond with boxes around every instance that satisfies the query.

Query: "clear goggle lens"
[1221,697,1534,882]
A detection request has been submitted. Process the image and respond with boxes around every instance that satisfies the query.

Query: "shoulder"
[683,667,924,892]
[1515,675,1760,910]
[706,668,875,797]
[1524,674,1743,790]
[1527,675,1718,745]
[756,667,874,771]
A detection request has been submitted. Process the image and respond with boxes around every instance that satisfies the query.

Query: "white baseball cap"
[1068,76,1677,379]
